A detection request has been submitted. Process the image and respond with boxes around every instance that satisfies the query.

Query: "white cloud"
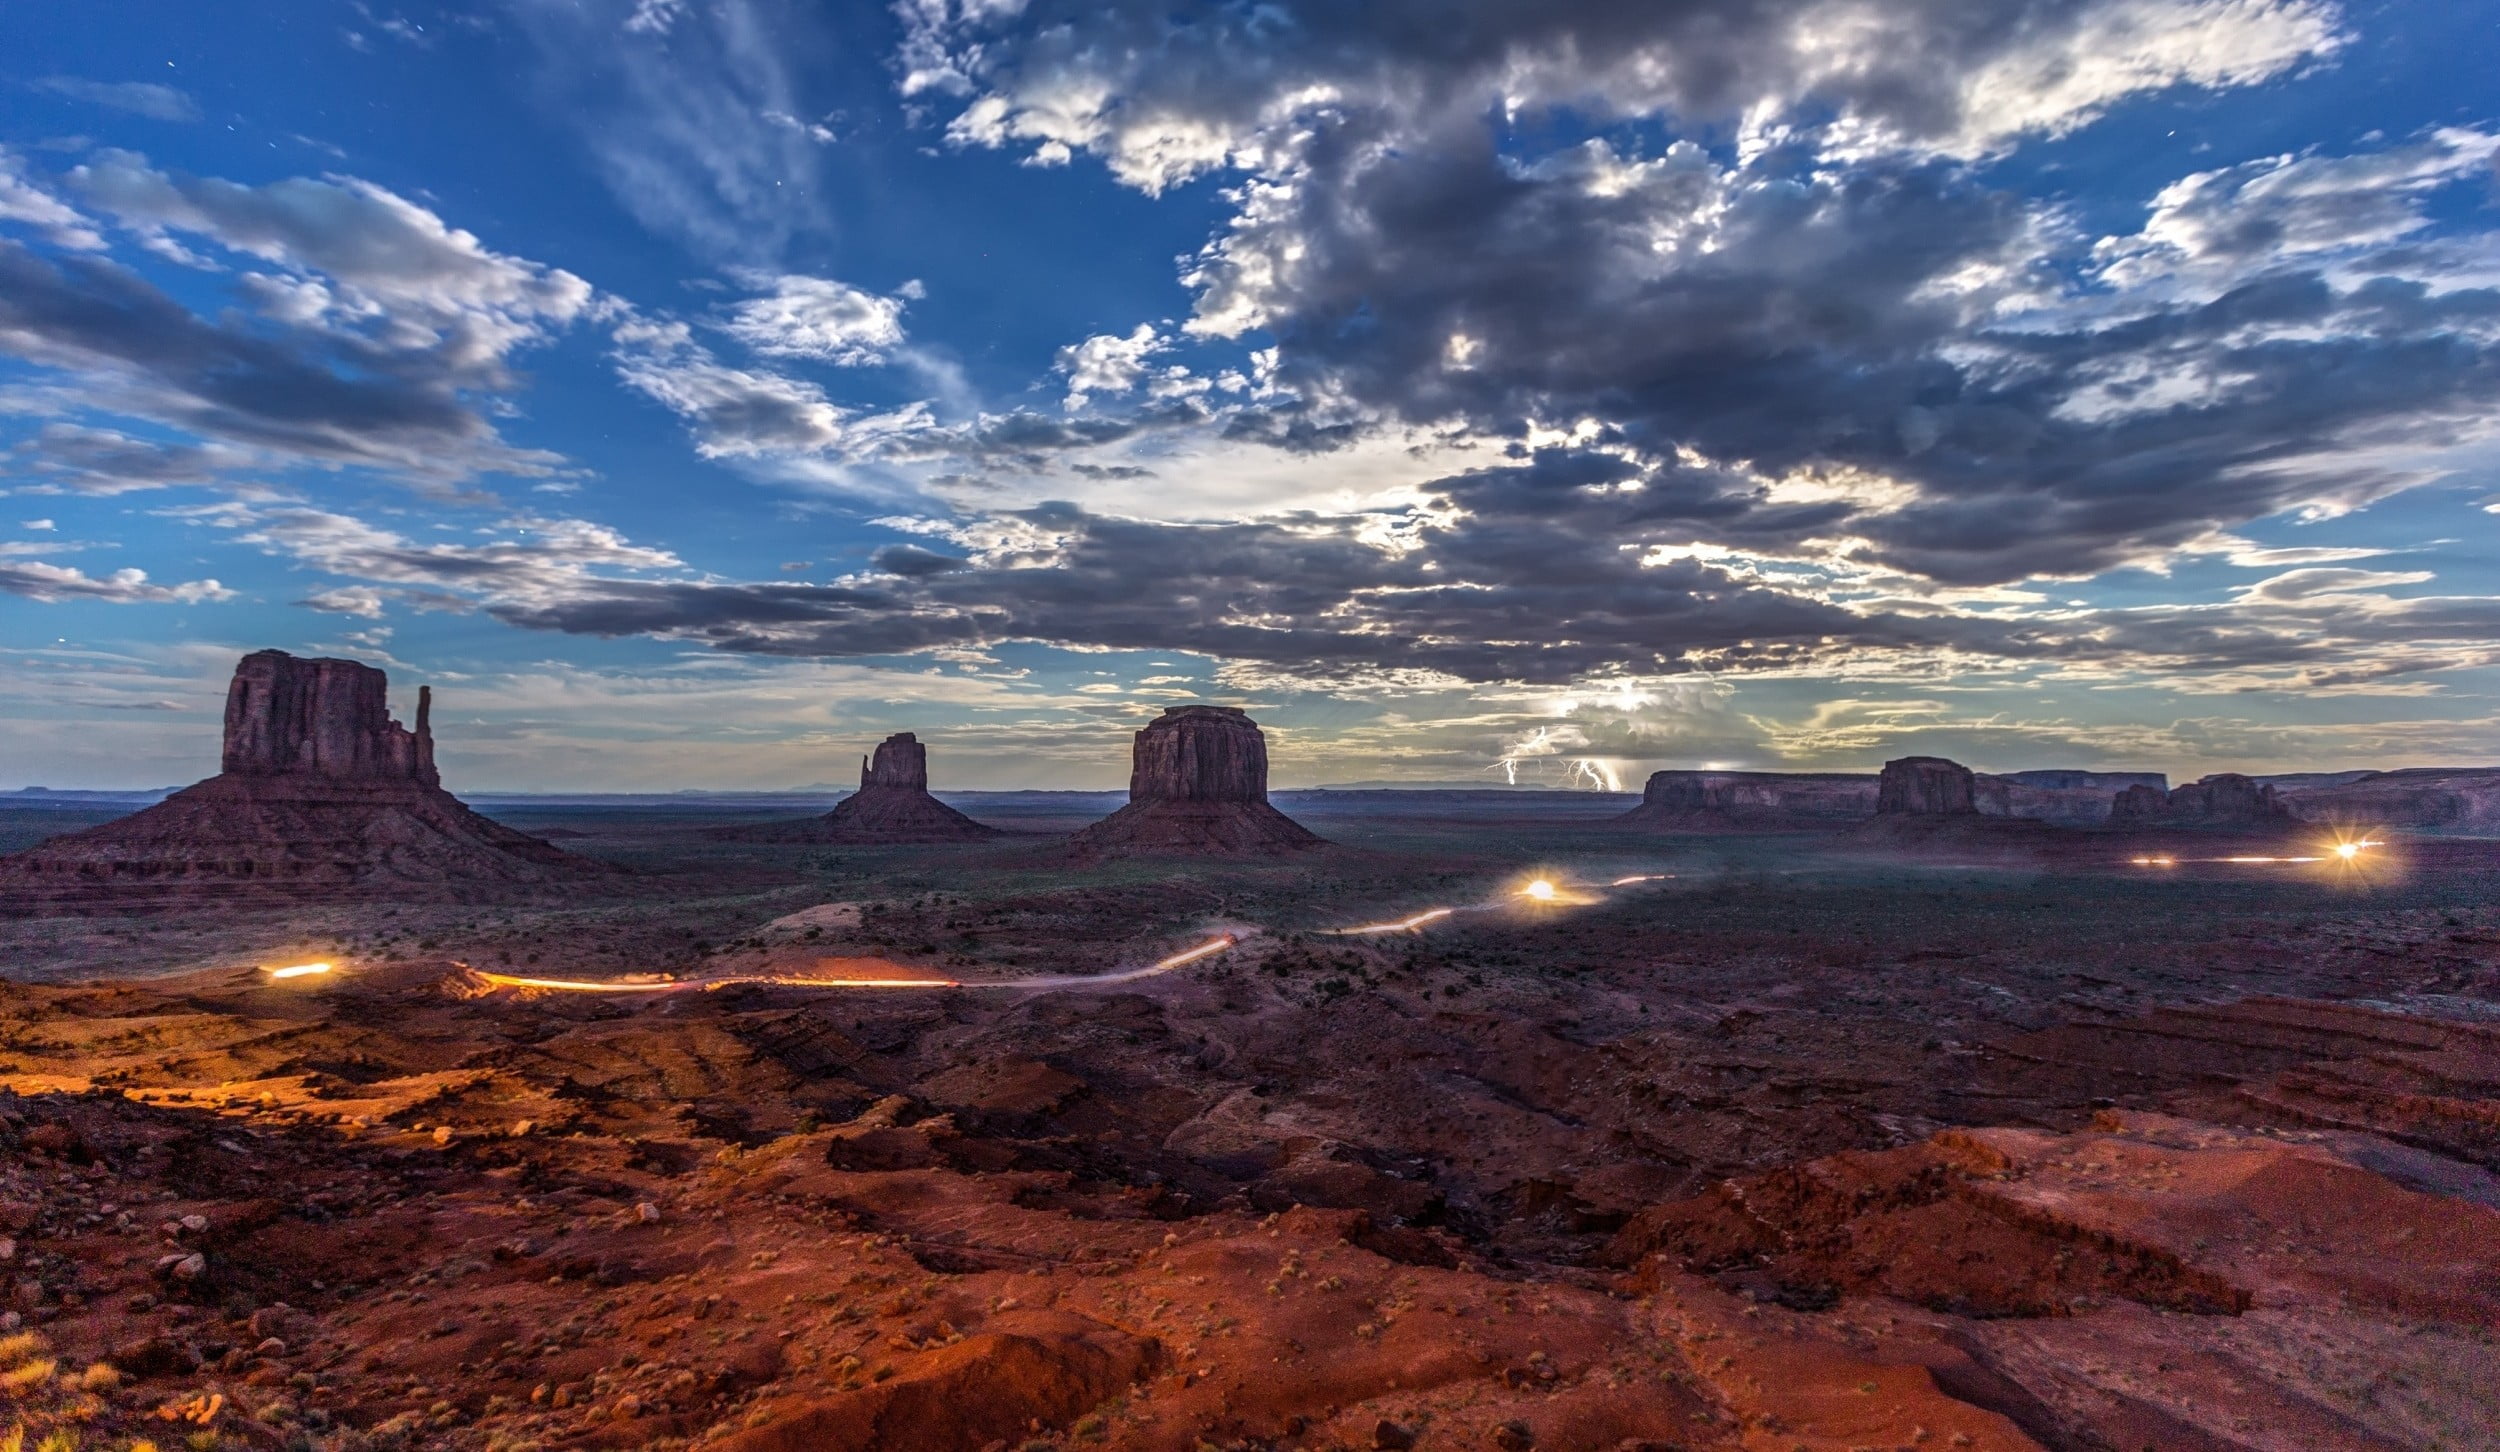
[0,559,230,604]
[0,148,105,251]
[33,77,200,123]
[1057,324,1165,409]
[722,274,909,365]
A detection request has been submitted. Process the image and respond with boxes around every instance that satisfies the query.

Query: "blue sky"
[3,0,2498,791]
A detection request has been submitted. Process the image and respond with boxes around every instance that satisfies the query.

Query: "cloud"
[904,0,2341,189]
[7,423,245,495]
[2095,127,2500,289]
[721,273,909,364]
[0,559,229,604]
[1057,324,1165,409]
[0,147,106,251]
[0,238,565,482]
[69,151,593,370]
[502,0,831,263]
[33,77,200,123]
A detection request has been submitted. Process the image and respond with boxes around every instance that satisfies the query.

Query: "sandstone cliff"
[1067,706,1324,856]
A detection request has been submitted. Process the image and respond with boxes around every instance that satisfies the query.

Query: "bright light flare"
[2335,841,2361,860]
[1522,878,1557,902]
[263,962,333,980]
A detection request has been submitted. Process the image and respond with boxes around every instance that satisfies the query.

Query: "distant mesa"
[1618,764,2165,831]
[1615,770,1876,830]
[1,649,604,908]
[1067,705,1325,856]
[2265,765,2500,831]
[1851,755,2069,849]
[2109,773,2299,830]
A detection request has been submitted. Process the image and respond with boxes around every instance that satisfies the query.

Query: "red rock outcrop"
[1876,755,1979,815]
[1066,705,1324,855]
[1,650,601,907]
[2109,772,2299,829]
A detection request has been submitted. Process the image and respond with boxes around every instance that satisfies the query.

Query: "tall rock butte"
[2109,773,2299,829]
[1066,705,1325,856]
[3,650,600,907]
[812,733,999,843]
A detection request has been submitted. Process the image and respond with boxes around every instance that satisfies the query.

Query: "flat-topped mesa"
[2,649,598,908]
[223,649,438,785]
[1876,756,1979,816]
[1068,705,1324,856]
[815,732,998,843]
[1617,769,1878,829]
[2110,773,2300,829]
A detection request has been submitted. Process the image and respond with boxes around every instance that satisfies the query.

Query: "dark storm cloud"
[890,0,2500,612]
[478,489,1971,682]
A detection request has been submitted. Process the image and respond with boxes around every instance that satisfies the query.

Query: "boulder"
[1875,757,1978,816]
[1,650,602,908]
[1066,706,1324,856]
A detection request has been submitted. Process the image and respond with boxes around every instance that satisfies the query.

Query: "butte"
[1066,705,1325,856]
[1,649,603,908]
[785,732,1001,844]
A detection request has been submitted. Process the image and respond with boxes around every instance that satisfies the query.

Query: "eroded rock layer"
[1068,706,1323,855]
[1,650,599,907]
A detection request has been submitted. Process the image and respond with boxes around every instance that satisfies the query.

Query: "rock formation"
[2,650,600,907]
[2264,765,2500,831]
[1066,705,1324,855]
[1980,770,2167,826]
[2109,773,2299,829]
[813,733,999,843]
[1875,756,1979,816]
[1615,770,1878,829]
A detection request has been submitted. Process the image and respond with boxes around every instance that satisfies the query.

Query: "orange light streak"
[1329,908,1455,935]
[264,962,333,980]
[468,934,1239,998]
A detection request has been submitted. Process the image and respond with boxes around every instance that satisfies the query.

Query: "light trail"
[467,934,1239,998]
[1326,908,1455,936]
[1609,873,1673,886]
[263,962,333,980]
[2129,836,2384,869]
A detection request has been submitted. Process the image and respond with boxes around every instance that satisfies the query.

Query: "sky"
[3,0,2499,792]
